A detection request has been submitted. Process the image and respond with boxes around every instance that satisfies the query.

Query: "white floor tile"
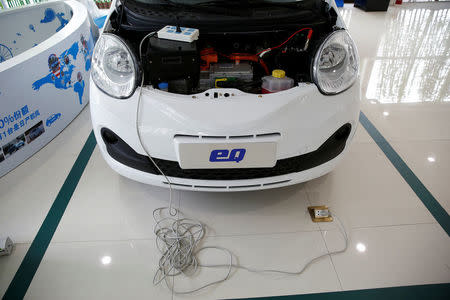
[0,243,29,297]
[0,107,92,243]
[322,223,450,290]
[24,232,342,300]
[178,184,319,237]
[52,148,173,243]
[173,232,341,300]
[352,123,374,144]
[362,102,450,142]
[25,240,169,300]
[390,140,450,214]
[305,142,436,230]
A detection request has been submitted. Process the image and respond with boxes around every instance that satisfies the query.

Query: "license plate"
[175,139,277,169]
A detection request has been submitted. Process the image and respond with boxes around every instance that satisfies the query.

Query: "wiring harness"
[257,27,313,57]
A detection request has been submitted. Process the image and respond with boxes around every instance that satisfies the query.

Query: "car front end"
[90,0,360,192]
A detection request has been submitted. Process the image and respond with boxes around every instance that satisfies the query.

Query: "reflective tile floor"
[1,2,450,300]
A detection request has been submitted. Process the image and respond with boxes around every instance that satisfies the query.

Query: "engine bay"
[143,29,316,94]
[106,1,339,95]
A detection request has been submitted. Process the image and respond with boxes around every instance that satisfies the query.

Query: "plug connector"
[303,29,313,51]
[308,206,333,222]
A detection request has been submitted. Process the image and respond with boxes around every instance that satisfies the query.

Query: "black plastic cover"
[144,36,200,86]
[100,123,352,181]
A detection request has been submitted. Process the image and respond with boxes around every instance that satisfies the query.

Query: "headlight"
[91,33,139,99]
[312,30,359,95]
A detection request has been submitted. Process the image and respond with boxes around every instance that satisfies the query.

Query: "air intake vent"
[174,133,281,140]
[162,179,291,190]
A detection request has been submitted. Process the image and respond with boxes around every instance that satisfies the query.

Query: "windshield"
[123,0,322,31]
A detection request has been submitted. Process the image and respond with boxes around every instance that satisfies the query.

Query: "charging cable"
[136,32,177,217]
[135,32,348,296]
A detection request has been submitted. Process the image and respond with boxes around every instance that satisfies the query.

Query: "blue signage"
[210,148,246,163]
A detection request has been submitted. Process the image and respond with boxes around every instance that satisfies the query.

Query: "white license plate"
[176,140,277,169]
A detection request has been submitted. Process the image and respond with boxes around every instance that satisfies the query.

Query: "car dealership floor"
[1,2,450,300]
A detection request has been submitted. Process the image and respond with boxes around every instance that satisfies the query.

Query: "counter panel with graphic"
[0,2,72,62]
[0,0,93,177]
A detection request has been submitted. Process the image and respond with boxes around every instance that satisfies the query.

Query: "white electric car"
[90,0,360,191]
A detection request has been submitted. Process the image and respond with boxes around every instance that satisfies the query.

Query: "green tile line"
[359,111,450,236]
[229,283,450,300]
[2,131,97,300]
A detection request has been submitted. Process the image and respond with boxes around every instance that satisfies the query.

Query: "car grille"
[100,123,351,181]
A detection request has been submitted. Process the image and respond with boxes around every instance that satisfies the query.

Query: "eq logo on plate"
[210,148,246,163]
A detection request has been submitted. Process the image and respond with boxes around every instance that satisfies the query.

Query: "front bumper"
[90,81,360,191]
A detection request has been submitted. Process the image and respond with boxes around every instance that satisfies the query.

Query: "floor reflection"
[344,5,450,103]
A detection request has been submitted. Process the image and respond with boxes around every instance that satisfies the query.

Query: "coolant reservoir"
[261,69,294,93]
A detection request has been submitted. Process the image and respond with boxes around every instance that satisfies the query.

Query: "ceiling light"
[101,255,112,265]
[356,243,366,253]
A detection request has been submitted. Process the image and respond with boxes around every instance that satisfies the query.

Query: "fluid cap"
[158,82,169,90]
[272,69,286,78]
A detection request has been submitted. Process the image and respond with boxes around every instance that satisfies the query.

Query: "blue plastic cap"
[158,82,169,89]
